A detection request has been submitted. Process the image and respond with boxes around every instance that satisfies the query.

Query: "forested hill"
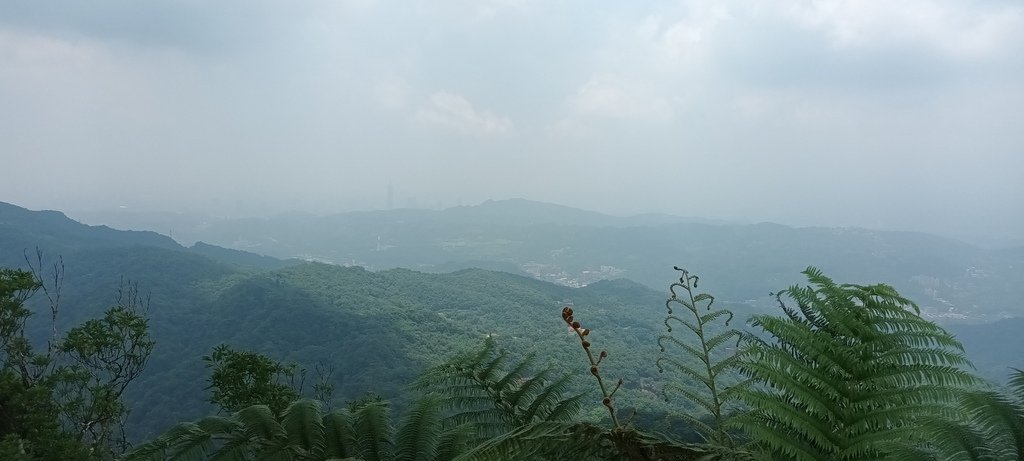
[0,202,691,441]
[3,200,1023,444]
[72,198,1024,320]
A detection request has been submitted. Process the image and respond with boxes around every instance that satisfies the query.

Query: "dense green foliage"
[414,338,586,441]
[1,204,678,440]
[131,335,703,461]
[734,268,978,460]
[203,345,302,415]
[891,368,1024,460]
[0,268,92,460]
[4,201,1024,460]
[0,264,153,460]
[125,397,475,461]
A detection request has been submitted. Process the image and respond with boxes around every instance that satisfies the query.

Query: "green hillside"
[120,260,693,440]
[4,200,1023,452]
[1,202,696,442]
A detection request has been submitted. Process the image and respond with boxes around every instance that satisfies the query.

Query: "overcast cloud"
[1,0,1022,241]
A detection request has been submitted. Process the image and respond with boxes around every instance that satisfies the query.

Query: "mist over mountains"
[68,198,1024,322]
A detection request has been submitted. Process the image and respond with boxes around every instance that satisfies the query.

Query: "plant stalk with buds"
[561,306,623,429]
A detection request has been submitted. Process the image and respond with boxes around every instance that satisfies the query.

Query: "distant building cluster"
[520,262,624,288]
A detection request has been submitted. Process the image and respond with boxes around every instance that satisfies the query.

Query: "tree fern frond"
[434,423,474,461]
[523,374,580,421]
[740,352,846,411]
[418,338,584,440]
[281,399,325,456]
[352,401,392,461]
[657,357,713,389]
[440,407,506,431]
[698,309,732,326]
[475,350,508,384]
[673,413,716,443]
[1008,368,1024,404]
[702,330,742,353]
[322,410,357,459]
[737,267,979,460]
[148,424,218,461]
[959,390,1024,459]
[663,382,716,416]
[729,413,826,461]
[193,415,244,434]
[715,378,754,402]
[658,267,751,450]
[865,364,980,389]
[665,315,704,337]
[235,404,286,442]
[708,354,746,377]
[452,421,595,461]
[504,367,551,411]
[491,352,535,394]
[160,424,220,461]
[737,390,838,451]
[543,391,587,422]
[132,394,469,461]
[210,434,254,461]
[658,335,708,365]
[394,395,443,461]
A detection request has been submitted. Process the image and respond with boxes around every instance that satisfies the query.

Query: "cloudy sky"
[1,0,1022,241]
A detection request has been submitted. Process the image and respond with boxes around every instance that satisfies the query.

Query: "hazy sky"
[1,0,1022,240]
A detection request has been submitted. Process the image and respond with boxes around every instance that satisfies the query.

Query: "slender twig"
[562,306,623,428]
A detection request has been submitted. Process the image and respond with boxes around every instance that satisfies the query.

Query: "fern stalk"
[657,266,749,448]
[562,306,623,428]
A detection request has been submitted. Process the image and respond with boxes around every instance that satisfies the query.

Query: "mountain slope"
[4,200,1022,444]
[0,202,687,441]
[0,201,179,257]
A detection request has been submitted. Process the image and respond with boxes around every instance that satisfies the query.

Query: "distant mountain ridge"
[0,201,180,251]
[69,198,729,245]
[435,198,729,227]
[8,199,1024,321]
[57,199,1022,320]
[0,201,295,271]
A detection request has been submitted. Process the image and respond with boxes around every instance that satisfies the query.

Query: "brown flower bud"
[599,351,607,358]
[571,321,581,329]
[602,397,611,406]
[582,341,590,348]
[582,328,590,336]
[590,366,598,376]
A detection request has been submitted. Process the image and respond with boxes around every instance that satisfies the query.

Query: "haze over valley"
[66,198,1024,323]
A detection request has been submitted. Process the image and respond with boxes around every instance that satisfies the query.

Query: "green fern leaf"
[394,395,443,461]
